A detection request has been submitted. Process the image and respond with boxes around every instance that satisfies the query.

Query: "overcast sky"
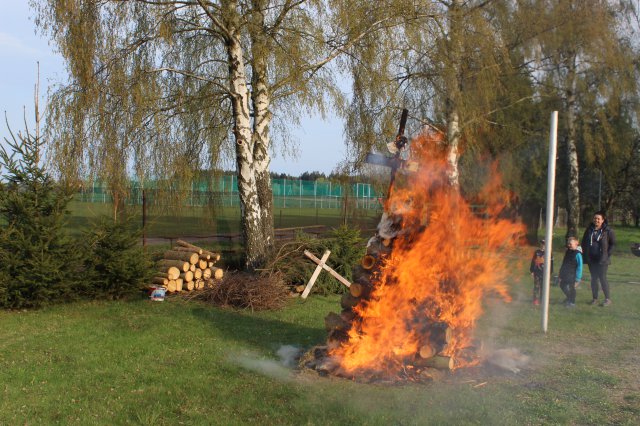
[0,1,346,176]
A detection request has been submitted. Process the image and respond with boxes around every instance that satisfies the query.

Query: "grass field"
[1,227,639,424]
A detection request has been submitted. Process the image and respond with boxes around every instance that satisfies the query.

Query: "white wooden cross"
[301,250,352,299]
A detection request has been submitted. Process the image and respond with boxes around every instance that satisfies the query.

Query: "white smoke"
[231,345,304,381]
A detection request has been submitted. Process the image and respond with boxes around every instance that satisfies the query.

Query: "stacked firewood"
[152,240,224,293]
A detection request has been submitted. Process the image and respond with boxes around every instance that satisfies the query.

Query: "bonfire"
[305,131,526,381]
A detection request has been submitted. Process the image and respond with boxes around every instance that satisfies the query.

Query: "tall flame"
[331,132,525,377]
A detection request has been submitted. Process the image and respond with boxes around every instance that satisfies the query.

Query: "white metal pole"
[542,111,559,333]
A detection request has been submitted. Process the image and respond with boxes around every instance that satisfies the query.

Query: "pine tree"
[0,127,79,308]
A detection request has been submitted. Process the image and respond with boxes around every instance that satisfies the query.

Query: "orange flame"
[331,132,525,377]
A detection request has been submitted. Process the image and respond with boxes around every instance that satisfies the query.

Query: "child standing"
[529,240,552,305]
[558,237,583,307]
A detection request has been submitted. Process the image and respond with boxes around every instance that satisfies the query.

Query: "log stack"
[151,240,224,294]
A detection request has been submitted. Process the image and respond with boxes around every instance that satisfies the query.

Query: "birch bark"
[565,53,580,238]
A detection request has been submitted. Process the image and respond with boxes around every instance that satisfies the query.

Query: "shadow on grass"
[189,305,327,354]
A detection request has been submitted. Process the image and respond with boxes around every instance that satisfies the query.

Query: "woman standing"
[580,211,616,306]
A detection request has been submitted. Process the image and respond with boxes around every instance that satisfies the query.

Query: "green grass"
[1,246,640,424]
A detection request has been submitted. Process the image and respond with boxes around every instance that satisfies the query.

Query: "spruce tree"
[0,127,79,308]
[81,215,151,300]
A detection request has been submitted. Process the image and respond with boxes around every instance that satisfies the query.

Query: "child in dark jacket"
[558,237,583,307]
[529,240,552,305]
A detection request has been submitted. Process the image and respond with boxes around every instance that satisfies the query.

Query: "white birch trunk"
[446,109,461,189]
[224,1,265,268]
[445,0,463,190]
[250,3,275,252]
[566,55,580,237]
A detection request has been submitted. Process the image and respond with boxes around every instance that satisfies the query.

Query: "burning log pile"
[303,131,524,382]
[152,240,224,293]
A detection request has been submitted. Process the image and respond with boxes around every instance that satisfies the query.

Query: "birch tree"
[31,0,384,268]
[518,0,636,236]
[343,0,522,189]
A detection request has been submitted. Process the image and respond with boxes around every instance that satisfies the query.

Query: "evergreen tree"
[81,215,151,300]
[0,127,79,308]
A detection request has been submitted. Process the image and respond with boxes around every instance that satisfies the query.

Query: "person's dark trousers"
[533,275,542,300]
[560,280,576,304]
[589,263,610,300]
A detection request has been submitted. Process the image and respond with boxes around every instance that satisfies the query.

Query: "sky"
[0,1,347,176]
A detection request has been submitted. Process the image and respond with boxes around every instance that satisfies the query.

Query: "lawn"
[1,231,639,424]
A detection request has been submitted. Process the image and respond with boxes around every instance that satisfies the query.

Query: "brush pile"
[184,272,289,311]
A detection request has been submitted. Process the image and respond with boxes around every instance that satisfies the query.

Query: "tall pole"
[542,111,559,333]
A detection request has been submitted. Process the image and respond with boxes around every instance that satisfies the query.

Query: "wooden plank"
[301,250,331,299]
[303,250,352,289]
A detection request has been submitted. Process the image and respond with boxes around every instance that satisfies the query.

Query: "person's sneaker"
[533,299,540,306]
[565,302,576,308]
[589,299,598,305]
[600,299,612,307]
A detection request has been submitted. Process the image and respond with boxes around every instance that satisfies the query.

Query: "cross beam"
[301,250,351,299]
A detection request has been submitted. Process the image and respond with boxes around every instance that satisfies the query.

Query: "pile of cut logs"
[152,240,224,293]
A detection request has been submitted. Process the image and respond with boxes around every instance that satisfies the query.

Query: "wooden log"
[194,268,203,280]
[189,264,196,272]
[211,266,224,280]
[198,259,207,269]
[166,280,177,293]
[430,323,453,345]
[423,355,454,370]
[203,250,221,262]
[349,282,371,298]
[172,246,202,254]
[175,278,184,292]
[340,309,357,323]
[163,250,199,264]
[195,279,204,290]
[340,293,360,309]
[295,285,305,293]
[156,272,169,278]
[324,312,348,331]
[202,268,212,280]
[165,267,180,280]
[361,254,376,270]
[352,266,372,283]
[158,260,190,273]
[183,280,194,291]
[208,261,215,268]
[201,253,211,261]
[418,344,436,359]
[179,271,194,282]
[152,277,169,286]
[176,239,204,253]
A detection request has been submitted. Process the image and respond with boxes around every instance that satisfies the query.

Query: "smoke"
[277,345,304,368]
[483,347,530,373]
[231,345,304,381]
